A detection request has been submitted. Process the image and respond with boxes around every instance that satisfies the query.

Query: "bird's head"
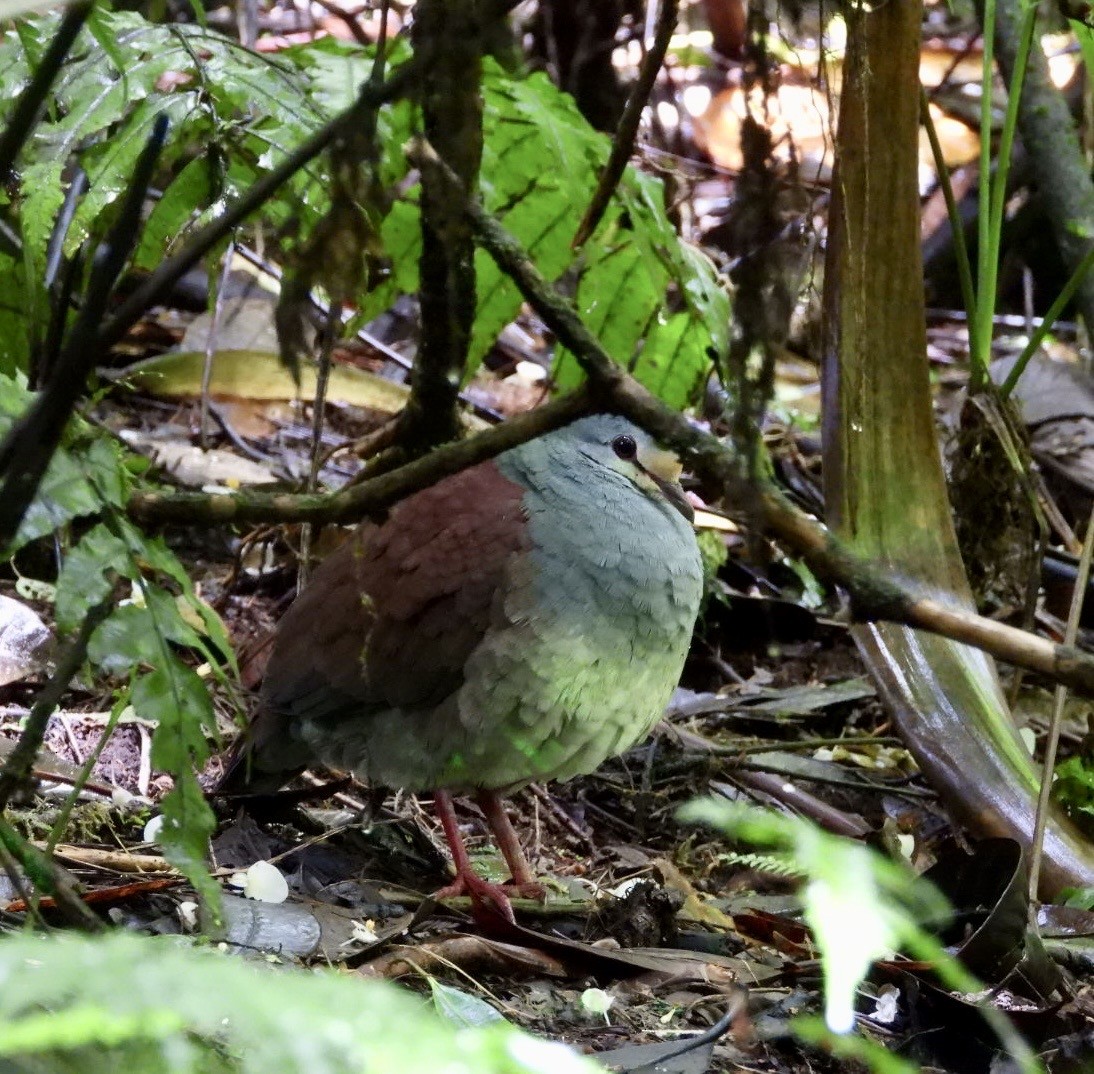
[567,414,694,523]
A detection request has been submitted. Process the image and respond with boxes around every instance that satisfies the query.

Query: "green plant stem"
[1030,503,1094,901]
[920,88,980,360]
[572,0,679,248]
[999,238,1094,398]
[978,0,1037,382]
[988,1,1036,249]
[46,699,127,855]
[973,0,998,391]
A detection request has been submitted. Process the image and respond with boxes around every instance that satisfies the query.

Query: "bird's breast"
[438,470,704,791]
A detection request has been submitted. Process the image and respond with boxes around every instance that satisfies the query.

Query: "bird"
[219,413,704,921]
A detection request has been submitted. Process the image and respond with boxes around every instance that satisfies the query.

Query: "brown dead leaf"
[360,935,569,980]
[654,859,735,931]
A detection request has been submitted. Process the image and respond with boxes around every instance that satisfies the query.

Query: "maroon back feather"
[219,459,530,791]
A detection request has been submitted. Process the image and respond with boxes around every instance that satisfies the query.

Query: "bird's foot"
[433,869,518,924]
[502,878,547,902]
[433,872,547,925]
[431,790,546,926]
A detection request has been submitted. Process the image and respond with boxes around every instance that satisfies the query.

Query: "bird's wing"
[219,461,530,791]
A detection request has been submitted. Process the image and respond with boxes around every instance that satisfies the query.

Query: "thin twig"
[200,241,238,450]
[1029,504,1094,901]
[298,305,340,590]
[572,0,678,248]
[127,387,596,524]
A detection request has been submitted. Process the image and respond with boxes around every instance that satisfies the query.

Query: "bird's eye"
[611,434,637,460]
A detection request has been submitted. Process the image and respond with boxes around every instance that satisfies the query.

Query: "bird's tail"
[214,731,301,797]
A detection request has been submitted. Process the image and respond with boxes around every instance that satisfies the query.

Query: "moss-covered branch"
[130,137,1094,706]
[127,389,594,525]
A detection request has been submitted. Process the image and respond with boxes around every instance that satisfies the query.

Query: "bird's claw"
[433,871,546,925]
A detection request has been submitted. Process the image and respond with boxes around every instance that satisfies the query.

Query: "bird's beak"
[636,446,695,523]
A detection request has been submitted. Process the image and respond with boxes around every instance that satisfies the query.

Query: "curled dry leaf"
[0,594,53,687]
[120,432,277,488]
[238,860,289,904]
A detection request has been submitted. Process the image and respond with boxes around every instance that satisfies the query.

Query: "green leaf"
[134,659,212,763]
[0,380,130,554]
[0,258,32,376]
[470,180,576,367]
[68,94,201,253]
[428,980,508,1029]
[680,798,949,1035]
[579,238,662,361]
[134,156,217,271]
[133,660,220,914]
[19,157,65,283]
[55,523,128,633]
[88,588,204,674]
[637,310,711,409]
[159,770,219,914]
[0,931,601,1074]
[87,605,158,673]
[84,5,131,78]
[1055,756,1094,815]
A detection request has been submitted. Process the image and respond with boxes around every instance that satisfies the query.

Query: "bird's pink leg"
[475,791,547,900]
[431,789,516,923]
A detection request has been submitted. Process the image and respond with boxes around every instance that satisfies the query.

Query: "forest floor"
[4,331,1093,1072]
